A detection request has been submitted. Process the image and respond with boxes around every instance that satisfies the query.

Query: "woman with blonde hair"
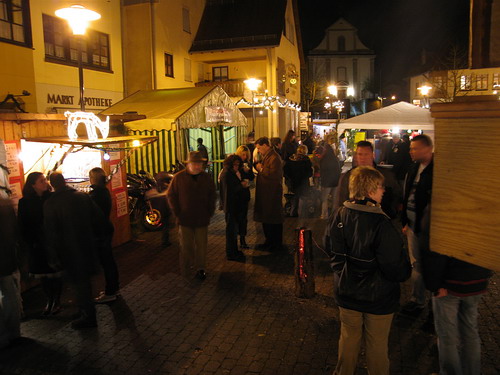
[283,144,312,217]
[234,145,254,248]
[325,166,411,375]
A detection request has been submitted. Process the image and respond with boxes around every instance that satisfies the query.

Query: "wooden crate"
[430,96,500,271]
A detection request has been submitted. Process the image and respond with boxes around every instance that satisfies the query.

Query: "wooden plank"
[430,99,500,271]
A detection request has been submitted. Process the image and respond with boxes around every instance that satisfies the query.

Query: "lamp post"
[244,78,262,132]
[417,85,432,109]
[56,5,101,112]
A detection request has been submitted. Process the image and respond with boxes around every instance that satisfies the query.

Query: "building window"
[338,36,345,52]
[184,58,191,82]
[475,74,488,90]
[182,8,190,33]
[165,53,173,77]
[0,0,32,47]
[460,75,471,91]
[212,66,228,81]
[43,14,111,71]
[493,73,500,88]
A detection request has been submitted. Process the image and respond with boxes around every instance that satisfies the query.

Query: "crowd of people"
[0,167,120,342]
[0,130,493,375]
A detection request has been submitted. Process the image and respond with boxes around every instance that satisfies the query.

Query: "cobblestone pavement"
[1,200,498,375]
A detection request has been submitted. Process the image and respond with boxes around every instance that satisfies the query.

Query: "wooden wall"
[430,96,500,271]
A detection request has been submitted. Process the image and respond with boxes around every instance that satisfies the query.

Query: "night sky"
[298,0,470,100]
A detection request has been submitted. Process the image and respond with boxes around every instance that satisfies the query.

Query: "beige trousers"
[334,307,394,375]
[178,225,208,277]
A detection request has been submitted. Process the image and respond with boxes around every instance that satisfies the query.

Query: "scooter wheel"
[142,209,164,231]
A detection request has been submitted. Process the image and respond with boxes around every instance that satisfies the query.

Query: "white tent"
[338,101,434,134]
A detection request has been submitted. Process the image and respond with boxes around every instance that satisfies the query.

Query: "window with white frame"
[43,14,111,71]
[460,75,472,91]
[475,74,488,90]
[493,73,500,88]
[212,66,228,81]
[0,0,31,47]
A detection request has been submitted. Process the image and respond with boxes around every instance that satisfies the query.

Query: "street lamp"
[327,85,337,97]
[244,78,262,132]
[56,5,101,111]
[417,85,432,108]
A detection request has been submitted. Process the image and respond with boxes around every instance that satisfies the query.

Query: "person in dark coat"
[88,167,120,303]
[325,166,411,375]
[254,137,284,251]
[302,133,315,155]
[167,151,216,280]
[400,134,434,316]
[235,145,255,248]
[44,172,105,329]
[283,145,312,217]
[420,205,492,375]
[281,129,298,161]
[335,141,401,219]
[18,172,63,316]
[219,155,248,262]
[382,133,411,182]
[319,141,341,219]
[0,196,22,349]
[197,138,209,161]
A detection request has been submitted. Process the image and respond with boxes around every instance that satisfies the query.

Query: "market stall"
[20,134,157,247]
[100,86,248,180]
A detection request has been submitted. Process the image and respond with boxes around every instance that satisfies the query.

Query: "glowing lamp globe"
[244,78,262,92]
[55,5,101,35]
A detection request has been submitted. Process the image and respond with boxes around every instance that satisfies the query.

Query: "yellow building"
[121,0,303,139]
[410,67,500,106]
[190,0,303,139]
[0,0,123,114]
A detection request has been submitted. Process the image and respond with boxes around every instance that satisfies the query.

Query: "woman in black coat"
[18,172,62,315]
[283,145,312,217]
[219,155,249,261]
[235,145,254,248]
[325,166,411,375]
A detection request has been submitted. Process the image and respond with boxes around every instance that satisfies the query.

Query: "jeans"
[432,294,482,375]
[321,186,336,218]
[0,275,21,348]
[406,226,426,305]
[335,307,394,375]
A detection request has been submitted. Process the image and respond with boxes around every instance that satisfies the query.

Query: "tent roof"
[100,86,247,131]
[339,101,434,131]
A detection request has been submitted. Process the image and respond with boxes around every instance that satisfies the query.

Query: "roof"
[100,86,247,131]
[190,0,287,52]
[338,102,434,132]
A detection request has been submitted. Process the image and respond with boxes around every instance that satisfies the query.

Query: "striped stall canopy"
[127,129,177,175]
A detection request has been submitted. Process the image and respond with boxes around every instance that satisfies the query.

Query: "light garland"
[236,92,301,112]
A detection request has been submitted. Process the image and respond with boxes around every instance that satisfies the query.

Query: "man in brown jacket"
[167,151,216,280]
[254,137,284,251]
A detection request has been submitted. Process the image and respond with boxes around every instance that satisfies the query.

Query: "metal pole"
[251,91,256,132]
[78,35,85,111]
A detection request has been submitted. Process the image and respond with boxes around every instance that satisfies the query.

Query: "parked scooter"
[127,170,171,231]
